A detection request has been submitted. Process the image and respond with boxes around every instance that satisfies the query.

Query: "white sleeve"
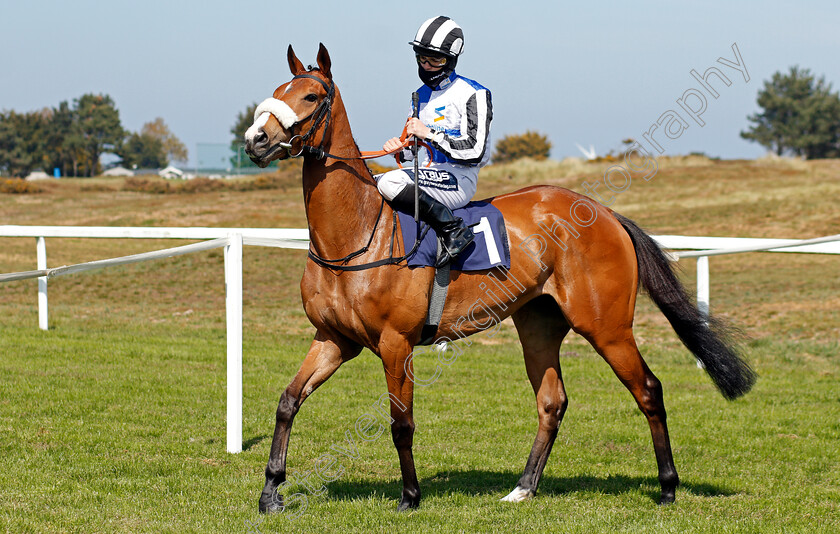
[429,88,493,164]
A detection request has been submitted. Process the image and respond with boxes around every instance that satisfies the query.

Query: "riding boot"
[391,187,475,268]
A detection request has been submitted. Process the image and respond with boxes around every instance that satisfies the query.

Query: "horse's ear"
[316,43,332,79]
[287,45,306,75]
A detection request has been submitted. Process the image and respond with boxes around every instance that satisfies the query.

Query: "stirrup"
[436,226,474,268]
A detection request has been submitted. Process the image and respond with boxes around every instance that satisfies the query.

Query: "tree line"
[4,66,836,179]
[0,94,187,178]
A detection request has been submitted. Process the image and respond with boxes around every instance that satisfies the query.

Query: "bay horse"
[244,44,755,513]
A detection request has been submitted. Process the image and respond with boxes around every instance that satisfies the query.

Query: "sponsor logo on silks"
[417,169,457,190]
[433,106,446,123]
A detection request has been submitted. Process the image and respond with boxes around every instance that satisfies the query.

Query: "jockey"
[378,15,493,268]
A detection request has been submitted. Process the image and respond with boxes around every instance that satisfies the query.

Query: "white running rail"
[1,226,838,453]
[0,226,308,454]
[655,233,840,316]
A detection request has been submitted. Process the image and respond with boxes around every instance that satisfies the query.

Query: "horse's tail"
[614,212,756,399]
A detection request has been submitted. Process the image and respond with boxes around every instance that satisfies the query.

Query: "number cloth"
[396,201,510,270]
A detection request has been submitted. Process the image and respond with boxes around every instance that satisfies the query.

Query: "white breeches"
[375,163,478,210]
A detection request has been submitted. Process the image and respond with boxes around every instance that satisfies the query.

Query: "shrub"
[1,178,42,194]
[492,131,552,163]
[179,177,225,193]
[121,173,300,194]
[122,177,171,194]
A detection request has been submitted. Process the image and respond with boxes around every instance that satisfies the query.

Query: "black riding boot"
[391,187,475,267]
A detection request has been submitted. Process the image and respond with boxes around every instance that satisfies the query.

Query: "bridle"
[268,72,337,160]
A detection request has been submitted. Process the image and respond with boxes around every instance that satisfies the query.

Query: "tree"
[0,109,51,177]
[0,113,14,176]
[41,101,85,177]
[117,118,186,169]
[119,132,167,169]
[141,117,188,164]
[0,95,189,177]
[74,94,125,176]
[492,131,552,163]
[0,98,116,178]
[741,66,840,158]
[230,103,259,168]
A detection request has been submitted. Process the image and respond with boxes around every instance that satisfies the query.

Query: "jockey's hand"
[405,118,432,141]
[383,137,404,152]
[382,119,433,152]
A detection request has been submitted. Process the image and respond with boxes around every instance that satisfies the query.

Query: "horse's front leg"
[380,334,420,511]
[259,331,361,513]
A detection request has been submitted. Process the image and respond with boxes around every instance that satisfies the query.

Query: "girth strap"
[417,241,451,346]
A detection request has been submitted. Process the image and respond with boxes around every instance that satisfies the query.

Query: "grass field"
[1,157,838,533]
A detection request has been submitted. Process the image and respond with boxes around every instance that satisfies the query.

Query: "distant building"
[159,166,184,179]
[103,166,135,177]
[25,171,51,181]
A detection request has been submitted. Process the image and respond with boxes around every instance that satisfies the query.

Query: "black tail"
[614,213,756,399]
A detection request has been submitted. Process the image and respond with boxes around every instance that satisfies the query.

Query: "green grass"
[0,320,837,533]
[1,157,839,532]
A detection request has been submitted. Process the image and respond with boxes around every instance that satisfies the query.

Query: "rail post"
[696,255,710,317]
[36,237,48,330]
[224,234,243,453]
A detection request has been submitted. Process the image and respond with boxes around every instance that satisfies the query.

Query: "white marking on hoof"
[500,486,533,502]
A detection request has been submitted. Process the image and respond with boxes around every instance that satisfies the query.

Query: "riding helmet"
[409,16,464,58]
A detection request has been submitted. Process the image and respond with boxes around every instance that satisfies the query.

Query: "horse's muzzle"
[245,134,289,167]
[246,134,305,166]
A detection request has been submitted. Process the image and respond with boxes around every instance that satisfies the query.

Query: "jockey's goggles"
[415,54,448,67]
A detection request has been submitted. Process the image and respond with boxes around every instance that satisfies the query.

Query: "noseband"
[256,71,429,164]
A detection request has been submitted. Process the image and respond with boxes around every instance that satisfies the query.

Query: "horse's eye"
[304,94,318,103]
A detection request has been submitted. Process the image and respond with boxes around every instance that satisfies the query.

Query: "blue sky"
[2,1,838,167]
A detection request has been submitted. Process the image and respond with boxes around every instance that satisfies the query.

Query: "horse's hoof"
[658,492,676,506]
[500,486,534,503]
[258,492,285,514]
[397,492,420,511]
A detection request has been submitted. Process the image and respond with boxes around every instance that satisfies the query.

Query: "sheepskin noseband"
[253,97,299,130]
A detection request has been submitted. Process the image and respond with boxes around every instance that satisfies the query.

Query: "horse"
[244,44,755,513]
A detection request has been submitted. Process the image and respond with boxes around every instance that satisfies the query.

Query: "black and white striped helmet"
[409,16,464,58]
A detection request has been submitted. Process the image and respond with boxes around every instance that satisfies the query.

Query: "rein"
[273,70,433,271]
[306,198,430,272]
[273,73,433,164]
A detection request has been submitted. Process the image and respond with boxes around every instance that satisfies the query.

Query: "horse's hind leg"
[585,326,679,504]
[502,295,570,502]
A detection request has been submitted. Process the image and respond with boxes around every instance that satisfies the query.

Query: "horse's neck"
[302,94,383,259]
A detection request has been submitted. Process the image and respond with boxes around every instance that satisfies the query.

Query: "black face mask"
[417,57,458,89]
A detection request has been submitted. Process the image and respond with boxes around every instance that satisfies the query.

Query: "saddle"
[393,201,510,345]
[396,200,510,271]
